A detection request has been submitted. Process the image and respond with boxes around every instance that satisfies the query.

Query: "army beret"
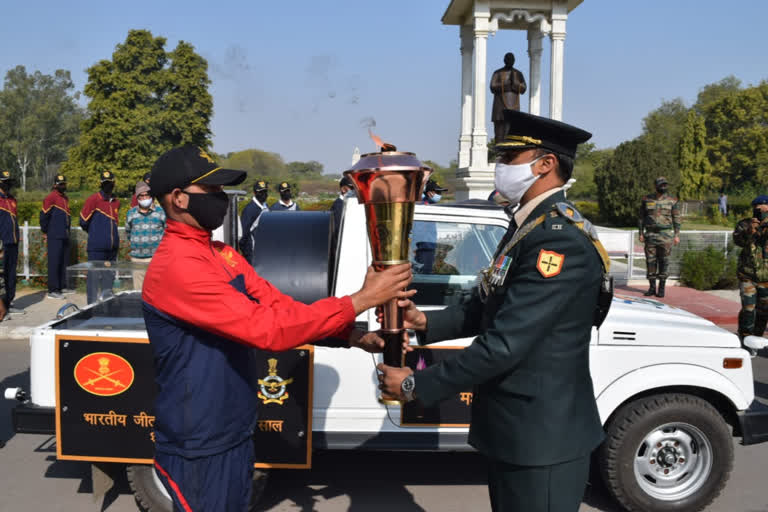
[751,195,768,206]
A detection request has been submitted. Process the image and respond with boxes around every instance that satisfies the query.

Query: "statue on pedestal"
[490,52,527,142]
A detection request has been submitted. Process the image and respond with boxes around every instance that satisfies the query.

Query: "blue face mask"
[424,193,441,204]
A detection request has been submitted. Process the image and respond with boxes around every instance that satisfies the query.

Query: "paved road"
[2,337,768,512]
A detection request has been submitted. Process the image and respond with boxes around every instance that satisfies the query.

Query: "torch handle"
[382,331,404,367]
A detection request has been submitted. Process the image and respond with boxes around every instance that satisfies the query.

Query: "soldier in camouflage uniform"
[639,177,681,297]
[733,195,768,340]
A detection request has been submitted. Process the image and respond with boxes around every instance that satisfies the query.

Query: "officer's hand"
[376,363,413,400]
[750,219,760,234]
[639,235,644,243]
[376,298,427,331]
[351,330,413,354]
[42,233,47,242]
[350,264,414,314]
[673,235,680,246]
[0,301,6,322]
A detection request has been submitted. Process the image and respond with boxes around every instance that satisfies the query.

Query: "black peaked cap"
[497,110,592,159]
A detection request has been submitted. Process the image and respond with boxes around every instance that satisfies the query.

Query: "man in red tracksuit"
[142,145,412,511]
[80,171,120,303]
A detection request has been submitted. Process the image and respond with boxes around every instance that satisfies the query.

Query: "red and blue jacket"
[40,189,71,239]
[79,191,120,253]
[142,219,355,457]
[0,191,19,246]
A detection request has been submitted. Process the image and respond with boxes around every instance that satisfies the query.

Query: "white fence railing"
[12,222,735,285]
[596,228,733,283]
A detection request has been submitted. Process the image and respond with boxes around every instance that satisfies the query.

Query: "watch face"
[402,376,415,392]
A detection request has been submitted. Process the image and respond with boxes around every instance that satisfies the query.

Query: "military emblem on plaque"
[258,358,294,405]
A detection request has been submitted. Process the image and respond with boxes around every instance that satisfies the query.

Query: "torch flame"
[368,129,384,149]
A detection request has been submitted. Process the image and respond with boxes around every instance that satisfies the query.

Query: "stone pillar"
[549,5,567,121]
[527,27,544,116]
[470,5,490,171]
[458,25,473,169]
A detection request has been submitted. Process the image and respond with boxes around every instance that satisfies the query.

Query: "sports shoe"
[7,307,25,315]
[62,288,76,295]
[47,292,65,299]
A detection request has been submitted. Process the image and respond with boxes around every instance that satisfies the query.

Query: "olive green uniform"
[413,191,604,512]
[733,217,768,338]
[639,192,681,280]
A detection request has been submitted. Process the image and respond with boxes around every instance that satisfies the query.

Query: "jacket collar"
[514,188,565,227]
[165,218,211,242]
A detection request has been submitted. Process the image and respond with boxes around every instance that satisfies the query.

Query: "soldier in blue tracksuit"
[239,180,269,262]
[80,171,120,303]
[0,170,21,314]
[270,182,300,211]
[40,174,71,299]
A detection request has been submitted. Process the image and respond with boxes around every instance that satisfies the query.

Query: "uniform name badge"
[491,255,512,286]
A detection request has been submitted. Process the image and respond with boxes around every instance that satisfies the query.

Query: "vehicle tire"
[599,393,733,512]
[127,463,270,512]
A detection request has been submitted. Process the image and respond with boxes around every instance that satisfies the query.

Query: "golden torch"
[344,138,432,405]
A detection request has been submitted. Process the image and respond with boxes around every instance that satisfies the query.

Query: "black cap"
[0,170,10,182]
[339,176,354,189]
[496,110,591,159]
[100,170,116,182]
[150,145,246,197]
[278,182,291,192]
[425,179,447,193]
[142,172,151,183]
[655,176,669,186]
[253,180,268,193]
[54,174,67,185]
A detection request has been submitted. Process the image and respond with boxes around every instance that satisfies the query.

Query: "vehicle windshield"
[410,221,506,306]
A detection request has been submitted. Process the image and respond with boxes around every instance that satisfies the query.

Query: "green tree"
[61,29,212,194]
[0,66,83,191]
[705,81,768,191]
[640,98,689,188]
[594,137,667,225]
[694,75,742,114]
[286,160,324,179]
[678,110,712,199]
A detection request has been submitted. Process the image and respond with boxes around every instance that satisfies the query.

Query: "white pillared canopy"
[443,0,584,200]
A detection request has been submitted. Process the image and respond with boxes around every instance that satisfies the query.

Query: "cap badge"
[198,148,215,164]
[102,172,109,178]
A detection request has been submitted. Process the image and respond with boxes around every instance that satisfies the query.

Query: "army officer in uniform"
[378,110,605,512]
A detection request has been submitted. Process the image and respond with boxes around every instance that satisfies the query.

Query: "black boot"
[644,279,656,296]
[657,280,666,298]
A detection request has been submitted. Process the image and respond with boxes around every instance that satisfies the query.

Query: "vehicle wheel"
[599,393,733,512]
[127,464,270,512]
[127,464,172,512]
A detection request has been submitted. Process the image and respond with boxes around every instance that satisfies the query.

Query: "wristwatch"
[401,374,416,402]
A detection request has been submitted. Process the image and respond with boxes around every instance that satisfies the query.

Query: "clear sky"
[2,0,767,175]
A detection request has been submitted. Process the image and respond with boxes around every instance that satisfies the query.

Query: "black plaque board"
[55,335,313,468]
[252,347,313,468]
[401,347,472,427]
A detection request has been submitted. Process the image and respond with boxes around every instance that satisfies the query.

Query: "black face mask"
[101,182,114,195]
[255,191,268,204]
[754,208,768,221]
[57,185,67,194]
[280,191,292,202]
[184,191,229,231]
[656,185,667,194]
[0,183,9,194]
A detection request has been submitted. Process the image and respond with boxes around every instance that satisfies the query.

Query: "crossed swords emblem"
[83,367,125,388]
